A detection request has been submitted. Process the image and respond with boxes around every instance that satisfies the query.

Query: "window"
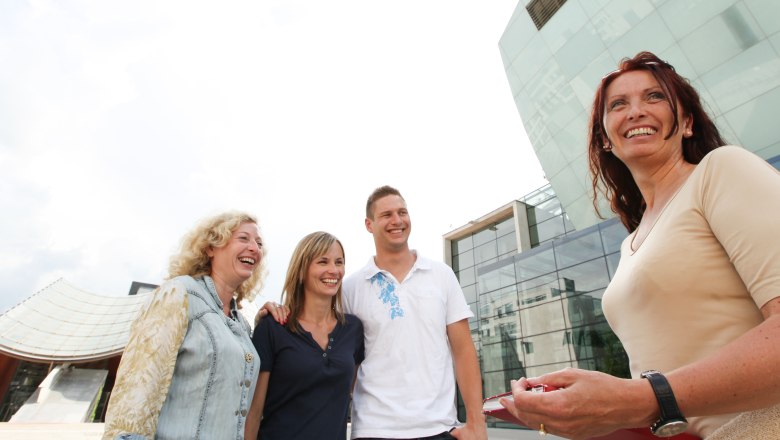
[526,0,568,30]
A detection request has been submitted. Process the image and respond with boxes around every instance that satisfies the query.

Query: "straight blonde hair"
[282,231,345,333]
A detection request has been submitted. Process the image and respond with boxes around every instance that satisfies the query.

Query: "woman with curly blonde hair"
[104,211,266,440]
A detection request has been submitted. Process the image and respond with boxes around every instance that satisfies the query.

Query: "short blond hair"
[168,211,266,304]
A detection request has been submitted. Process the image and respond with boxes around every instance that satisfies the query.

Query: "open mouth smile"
[625,127,657,138]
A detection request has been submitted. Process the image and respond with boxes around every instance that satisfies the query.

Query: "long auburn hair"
[588,51,726,231]
[281,231,346,333]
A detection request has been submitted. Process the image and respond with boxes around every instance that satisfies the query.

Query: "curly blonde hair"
[168,211,266,304]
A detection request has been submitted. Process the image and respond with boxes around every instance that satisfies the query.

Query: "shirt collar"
[362,250,430,280]
[201,275,239,317]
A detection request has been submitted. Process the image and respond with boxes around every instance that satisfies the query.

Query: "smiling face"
[304,241,345,299]
[603,70,692,166]
[207,222,263,290]
[365,194,411,252]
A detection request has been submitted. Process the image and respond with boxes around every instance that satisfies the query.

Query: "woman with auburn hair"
[246,231,364,440]
[501,52,780,439]
[103,211,265,440]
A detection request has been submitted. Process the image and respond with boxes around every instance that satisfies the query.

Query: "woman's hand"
[499,368,657,440]
[254,301,289,326]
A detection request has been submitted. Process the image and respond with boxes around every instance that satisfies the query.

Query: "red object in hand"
[482,385,699,440]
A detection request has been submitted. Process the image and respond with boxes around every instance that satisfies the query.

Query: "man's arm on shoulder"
[447,319,487,440]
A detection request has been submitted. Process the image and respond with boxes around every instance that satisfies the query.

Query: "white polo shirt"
[343,252,473,439]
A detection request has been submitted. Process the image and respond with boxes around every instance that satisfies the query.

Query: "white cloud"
[0,0,545,311]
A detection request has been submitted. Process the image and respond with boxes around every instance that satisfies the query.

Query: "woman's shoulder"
[133,279,189,324]
[255,314,287,333]
[702,145,763,166]
[166,275,203,291]
[150,278,190,303]
[698,145,775,179]
[344,313,364,328]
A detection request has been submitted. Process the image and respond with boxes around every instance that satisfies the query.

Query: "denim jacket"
[103,275,260,440]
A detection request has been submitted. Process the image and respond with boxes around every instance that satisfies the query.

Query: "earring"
[602,143,613,152]
[684,129,693,137]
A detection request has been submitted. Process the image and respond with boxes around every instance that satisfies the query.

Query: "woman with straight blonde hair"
[246,231,364,440]
[104,211,265,440]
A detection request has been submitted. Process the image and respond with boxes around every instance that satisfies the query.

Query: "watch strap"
[641,370,687,432]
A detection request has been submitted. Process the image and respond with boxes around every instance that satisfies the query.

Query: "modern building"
[448,149,780,428]
[447,3,780,429]
[444,184,629,428]
[0,279,259,426]
[499,0,780,229]
[0,279,148,423]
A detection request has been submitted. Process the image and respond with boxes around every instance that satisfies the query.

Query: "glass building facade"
[448,156,780,426]
[445,185,629,426]
[499,0,780,230]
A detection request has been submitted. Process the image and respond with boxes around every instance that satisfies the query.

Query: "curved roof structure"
[0,279,151,362]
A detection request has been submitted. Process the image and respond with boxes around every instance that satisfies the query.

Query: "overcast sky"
[0,0,546,312]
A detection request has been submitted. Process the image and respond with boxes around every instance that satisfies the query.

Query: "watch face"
[654,420,689,437]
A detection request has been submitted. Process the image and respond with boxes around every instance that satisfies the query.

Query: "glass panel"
[722,83,780,152]
[563,214,576,232]
[473,228,497,247]
[679,3,763,76]
[497,233,517,255]
[538,0,588,52]
[482,336,525,375]
[453,236,473,254]
[476,257,499,269]
[564,289,607,328]
[458,266,475,288]
[659,0,746,40]
[593,0,655,47]
[483,368,526,400]
[454,249,474,270]
[498,263,517,289]
[515,246,557,281]
[482,286,519,321]
[478,267,501,294]
[462,284,477,304]
[606,12,675,65]
[474,241,498,265]
[600,219,628,254]
[557,258,611,295]
[745,0,780,35]
[518,273,561,306]
[531,216,566,245]
[521,330,573,366]
[495,216,516,237]
[520,300,566,337]
[570,321,630,377]
[606,252,621,280]
[552,21,605,78]
[554,229,604,269]
[700,40,780,114]
[526,196,562,224]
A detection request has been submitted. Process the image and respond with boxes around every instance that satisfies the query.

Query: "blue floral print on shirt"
[371,272,404,319]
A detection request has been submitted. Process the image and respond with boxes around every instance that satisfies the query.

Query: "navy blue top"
[252,313,365,440]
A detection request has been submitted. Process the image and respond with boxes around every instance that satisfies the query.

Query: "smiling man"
[342,186,487,440]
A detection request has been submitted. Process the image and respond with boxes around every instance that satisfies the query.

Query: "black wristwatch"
[641,370,688,437]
